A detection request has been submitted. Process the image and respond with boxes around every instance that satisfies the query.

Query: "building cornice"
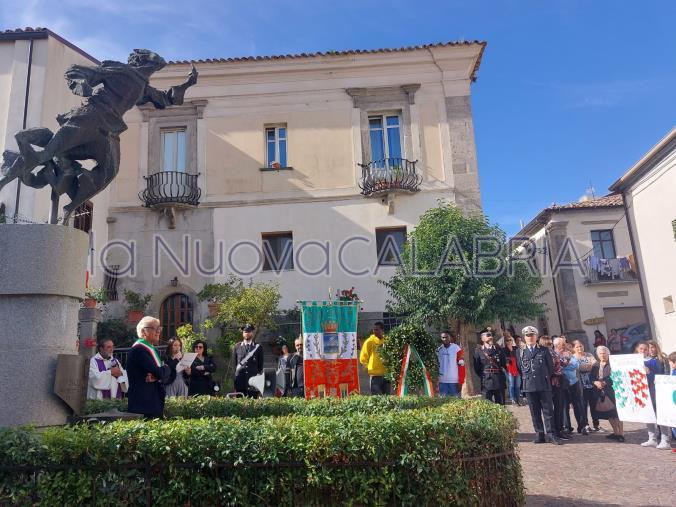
[609,127,676,192]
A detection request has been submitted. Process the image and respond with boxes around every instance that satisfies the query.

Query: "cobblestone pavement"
[508,404,676,506]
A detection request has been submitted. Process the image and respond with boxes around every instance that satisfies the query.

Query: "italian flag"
[396,344,434,397]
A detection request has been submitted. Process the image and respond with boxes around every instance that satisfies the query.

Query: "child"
[637,341,671,450]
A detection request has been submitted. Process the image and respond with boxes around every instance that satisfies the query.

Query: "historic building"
[97,40,486,336]
[610,127,676,354]
[514,194,647,351]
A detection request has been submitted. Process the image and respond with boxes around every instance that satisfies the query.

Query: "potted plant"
[124,289,152,323]
[83,286,108,308]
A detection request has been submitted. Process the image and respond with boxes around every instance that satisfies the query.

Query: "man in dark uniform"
[127,316,171,418]
[518,326,561,445]
[231,323,264,397]
[473,331,507,404]
[287,336,305,398]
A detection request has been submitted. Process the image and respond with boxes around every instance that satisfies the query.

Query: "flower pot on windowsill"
[208,303,219,317]
[127,310,145,324]
[83,298,97,309]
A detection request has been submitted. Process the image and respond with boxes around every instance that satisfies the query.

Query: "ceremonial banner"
[301,301,360,399]
[654,375,676,428]
[609,354,656,424]
[396,344,434,397]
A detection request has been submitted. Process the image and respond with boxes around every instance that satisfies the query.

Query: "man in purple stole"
[87,338,128,400]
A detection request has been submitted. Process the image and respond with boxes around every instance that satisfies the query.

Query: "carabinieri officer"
[518,326,561,445]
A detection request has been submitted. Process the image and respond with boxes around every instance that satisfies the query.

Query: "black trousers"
[552,385,565,435]
[582,387,599,427]
[526,390,555,437]
[484,389,505,405]
[565,382,586,431]
[370,376,391,395]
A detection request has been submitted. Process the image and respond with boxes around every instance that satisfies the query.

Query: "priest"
[87,338,128,400]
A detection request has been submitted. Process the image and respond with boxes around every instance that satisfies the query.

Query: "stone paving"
[508,404,676,506]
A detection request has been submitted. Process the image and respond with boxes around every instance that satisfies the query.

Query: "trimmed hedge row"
[0,399,523,506]
[85,394,453,419]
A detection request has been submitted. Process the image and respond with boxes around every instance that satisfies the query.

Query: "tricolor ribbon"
[396,344,435,397]
[133,338,163,367]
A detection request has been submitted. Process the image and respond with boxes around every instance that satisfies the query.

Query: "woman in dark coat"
[590,346,624,442]
[185,340,217,396]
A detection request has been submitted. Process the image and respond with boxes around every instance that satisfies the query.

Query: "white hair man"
[126,316,171,418]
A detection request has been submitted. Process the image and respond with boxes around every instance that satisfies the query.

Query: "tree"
[213,279,282,349]
[382,201,545,395]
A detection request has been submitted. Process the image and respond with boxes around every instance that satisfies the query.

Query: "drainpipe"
[13,38,35,223]
[621,192,655,340]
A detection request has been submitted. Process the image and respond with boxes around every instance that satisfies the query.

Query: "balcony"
[139,171,201,209]
[584,256,637,284]
[358,158,422,197]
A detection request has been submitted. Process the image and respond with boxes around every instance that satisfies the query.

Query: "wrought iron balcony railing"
[584,256,637,284]
[139,171,201,208]
[358,158,422,197]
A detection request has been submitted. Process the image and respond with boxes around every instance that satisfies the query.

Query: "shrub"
[0,399,523,506]
[85,394,451,418]
[97,319,136,348]
[123,289,152,312]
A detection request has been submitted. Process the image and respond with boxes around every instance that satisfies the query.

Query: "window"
[73,201,93,233]
[103,264,120,301]
[160,293,193,341]
[664,296,674,315]
[265,126,287,168]
[591,230,616,259]
[376,227,407,266]
[262,232,294,272]
[369,114,402,164]
[161,128,187,172]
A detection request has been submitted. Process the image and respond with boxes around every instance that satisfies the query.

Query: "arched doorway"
[160,293,194,341]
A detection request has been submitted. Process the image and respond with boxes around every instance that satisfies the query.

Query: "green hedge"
[85,394,452,419]
[0,399,523,506]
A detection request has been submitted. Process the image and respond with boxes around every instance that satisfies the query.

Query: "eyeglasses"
[195,345,204,348]
[144,326,163,332]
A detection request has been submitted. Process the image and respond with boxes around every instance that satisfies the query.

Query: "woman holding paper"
[164,338,189,398]
[590,346,624,442]
[186,340,217,396]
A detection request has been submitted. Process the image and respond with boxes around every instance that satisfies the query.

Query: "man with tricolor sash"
[127,316,171,418]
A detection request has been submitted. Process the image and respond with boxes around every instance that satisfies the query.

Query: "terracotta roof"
[515,193,624,238]
[0,27,99,63]
[546,193,623,211]
[168,40,487,82]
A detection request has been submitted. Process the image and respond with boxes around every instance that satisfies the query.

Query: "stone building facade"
[96,41,486,337]
[514,194,647,351]
[610,128,676,354]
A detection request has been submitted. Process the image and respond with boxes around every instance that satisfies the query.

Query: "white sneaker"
[641,438,657,447]
[656,437,671,450]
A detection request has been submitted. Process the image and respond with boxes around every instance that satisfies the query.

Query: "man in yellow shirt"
[360,322,390,395]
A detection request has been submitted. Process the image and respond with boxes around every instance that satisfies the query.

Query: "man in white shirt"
[87,338,128,400]
[436,332,465,398]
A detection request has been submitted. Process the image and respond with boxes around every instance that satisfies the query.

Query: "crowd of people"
[87,317,675,454]
[470,325,675,450]
[88,317,307,417]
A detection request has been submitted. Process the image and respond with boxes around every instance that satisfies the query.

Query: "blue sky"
[2,0,675,235]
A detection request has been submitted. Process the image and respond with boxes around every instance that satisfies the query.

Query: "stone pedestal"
[78,306,102,358]
[0,224,88,426]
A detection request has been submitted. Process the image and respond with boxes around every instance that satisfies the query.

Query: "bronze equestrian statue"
[0,49,197,224]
